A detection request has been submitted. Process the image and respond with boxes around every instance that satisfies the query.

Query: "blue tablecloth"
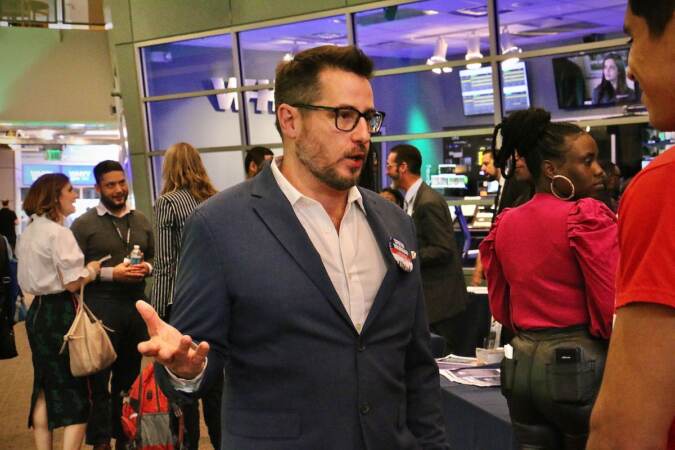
[440,379,517,450]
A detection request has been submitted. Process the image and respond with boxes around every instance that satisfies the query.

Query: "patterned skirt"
[25,292,90,430]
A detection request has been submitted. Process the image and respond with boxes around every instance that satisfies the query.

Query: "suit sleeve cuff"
[101,267,114,282]
[164,358,207,393]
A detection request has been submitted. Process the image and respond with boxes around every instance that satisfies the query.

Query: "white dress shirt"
[16,214,89,295]
[168,157,388,389]
[271,157,387,332]
[404,177,423,216]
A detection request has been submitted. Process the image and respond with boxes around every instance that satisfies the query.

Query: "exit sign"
[45,149,62,161]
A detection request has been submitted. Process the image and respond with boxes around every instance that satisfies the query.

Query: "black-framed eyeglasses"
[292,103,385,134]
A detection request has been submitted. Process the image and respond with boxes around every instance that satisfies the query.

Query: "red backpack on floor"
[121,364,185,450]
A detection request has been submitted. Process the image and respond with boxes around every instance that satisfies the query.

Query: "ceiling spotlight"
[423,10,439,15]
[465,33,483,70]
[282,42,299,62]
[426,37,451,74]
[500,26,522,69]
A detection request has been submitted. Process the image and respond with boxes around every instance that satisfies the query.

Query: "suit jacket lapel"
[360,190,402,333]
[250,168,353,329]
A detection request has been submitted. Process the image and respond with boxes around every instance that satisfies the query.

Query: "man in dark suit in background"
[0,200,18,251]
[471,148,532,286]
[135,46,449,450]
[387,144,467,354]
[244,146,274,179]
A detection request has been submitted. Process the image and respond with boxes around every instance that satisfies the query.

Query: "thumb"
[136,300,162,336]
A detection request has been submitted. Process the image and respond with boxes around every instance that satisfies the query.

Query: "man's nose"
[351,116,371,142]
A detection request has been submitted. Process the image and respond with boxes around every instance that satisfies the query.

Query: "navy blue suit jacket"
[160,166,449,450]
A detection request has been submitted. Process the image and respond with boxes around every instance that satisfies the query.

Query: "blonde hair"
[161,142,217,202]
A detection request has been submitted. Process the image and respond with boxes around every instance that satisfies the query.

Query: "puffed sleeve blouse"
[17,214,89,296]
[478,193,618,339]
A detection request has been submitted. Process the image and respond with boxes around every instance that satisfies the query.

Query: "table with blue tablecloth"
[440,378,517,449]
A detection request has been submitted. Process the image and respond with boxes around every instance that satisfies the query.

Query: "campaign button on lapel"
[389,237,413,272]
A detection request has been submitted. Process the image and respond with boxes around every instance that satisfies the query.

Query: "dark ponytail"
[493,107,584,180]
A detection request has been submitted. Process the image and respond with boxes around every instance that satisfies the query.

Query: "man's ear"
[399,162,408,176]
[248,161,258,176]
[277,104,300,140]
[95,184,101,195]
[542,160,557,180]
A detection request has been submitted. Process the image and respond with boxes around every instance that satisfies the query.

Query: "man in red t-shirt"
[587,1,675,449]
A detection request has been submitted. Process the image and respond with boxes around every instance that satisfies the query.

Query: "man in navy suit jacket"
[136,45,449,450]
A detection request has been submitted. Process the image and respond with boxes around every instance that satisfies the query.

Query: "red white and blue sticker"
[389,237,414,272]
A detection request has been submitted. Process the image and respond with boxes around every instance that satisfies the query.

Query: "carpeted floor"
[0,322,214,450]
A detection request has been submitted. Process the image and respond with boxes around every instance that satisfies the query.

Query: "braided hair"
[492,108,584,180]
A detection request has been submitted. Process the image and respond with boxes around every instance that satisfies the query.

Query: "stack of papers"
[436,354,501,387]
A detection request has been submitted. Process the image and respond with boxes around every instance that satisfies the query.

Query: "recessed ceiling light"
[423,10,439,15]
[454,6,488,17]
[311,32,345,40]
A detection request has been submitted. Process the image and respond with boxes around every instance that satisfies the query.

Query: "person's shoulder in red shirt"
[587,3,675,449]
[616,146,675,310]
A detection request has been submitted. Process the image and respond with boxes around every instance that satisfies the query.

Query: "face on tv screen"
[553,49,640,109]
[459,61,530,117]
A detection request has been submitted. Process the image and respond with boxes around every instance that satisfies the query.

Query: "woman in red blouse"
[480,108,618,450]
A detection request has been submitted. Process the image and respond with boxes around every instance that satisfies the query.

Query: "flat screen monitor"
[459,61,530,116]
[552,48,641,109]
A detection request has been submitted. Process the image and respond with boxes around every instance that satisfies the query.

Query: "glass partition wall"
[137,0,646,199]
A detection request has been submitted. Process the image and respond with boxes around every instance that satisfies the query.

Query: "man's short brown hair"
[274,45,373,134]
[390,144,422,176]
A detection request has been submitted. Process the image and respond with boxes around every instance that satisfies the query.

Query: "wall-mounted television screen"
[459,61,530,116]
[552,49,641,109]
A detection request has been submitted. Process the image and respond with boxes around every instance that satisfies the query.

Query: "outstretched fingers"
[189,341,210,367]
[136,300,163,337]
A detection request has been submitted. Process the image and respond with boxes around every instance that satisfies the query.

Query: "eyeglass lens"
[336,108,382,133]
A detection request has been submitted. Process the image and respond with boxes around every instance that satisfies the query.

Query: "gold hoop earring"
[550,174,575,201]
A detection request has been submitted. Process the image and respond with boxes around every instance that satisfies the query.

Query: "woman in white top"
[17,173,101,450]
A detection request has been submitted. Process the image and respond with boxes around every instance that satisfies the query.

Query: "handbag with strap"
[60,284,117,376]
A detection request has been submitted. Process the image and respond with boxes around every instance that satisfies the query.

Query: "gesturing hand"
[135,300,210,380]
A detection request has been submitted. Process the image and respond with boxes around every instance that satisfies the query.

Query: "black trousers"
[430,313,466,356]
[501,326,608,450]
[163,303,223,450]
[85,295,148,445]
[182,369,224,450]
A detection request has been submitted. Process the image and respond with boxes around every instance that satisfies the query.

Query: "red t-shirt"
[616,146,675,447]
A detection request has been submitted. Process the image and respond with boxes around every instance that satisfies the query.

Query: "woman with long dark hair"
[480,108,618,449]
[591,53,637,105]
[17,173,101,450]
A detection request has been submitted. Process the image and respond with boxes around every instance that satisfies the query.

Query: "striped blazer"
[150,189,202,318]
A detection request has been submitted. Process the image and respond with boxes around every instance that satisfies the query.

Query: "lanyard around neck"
[108,214,131,252]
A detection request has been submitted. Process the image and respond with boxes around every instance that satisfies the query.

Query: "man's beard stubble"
[100,193,128,212]
[295,138,367,191]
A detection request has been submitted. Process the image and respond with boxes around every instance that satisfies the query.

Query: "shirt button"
[357,341,366,352]
[360,403,371,415]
